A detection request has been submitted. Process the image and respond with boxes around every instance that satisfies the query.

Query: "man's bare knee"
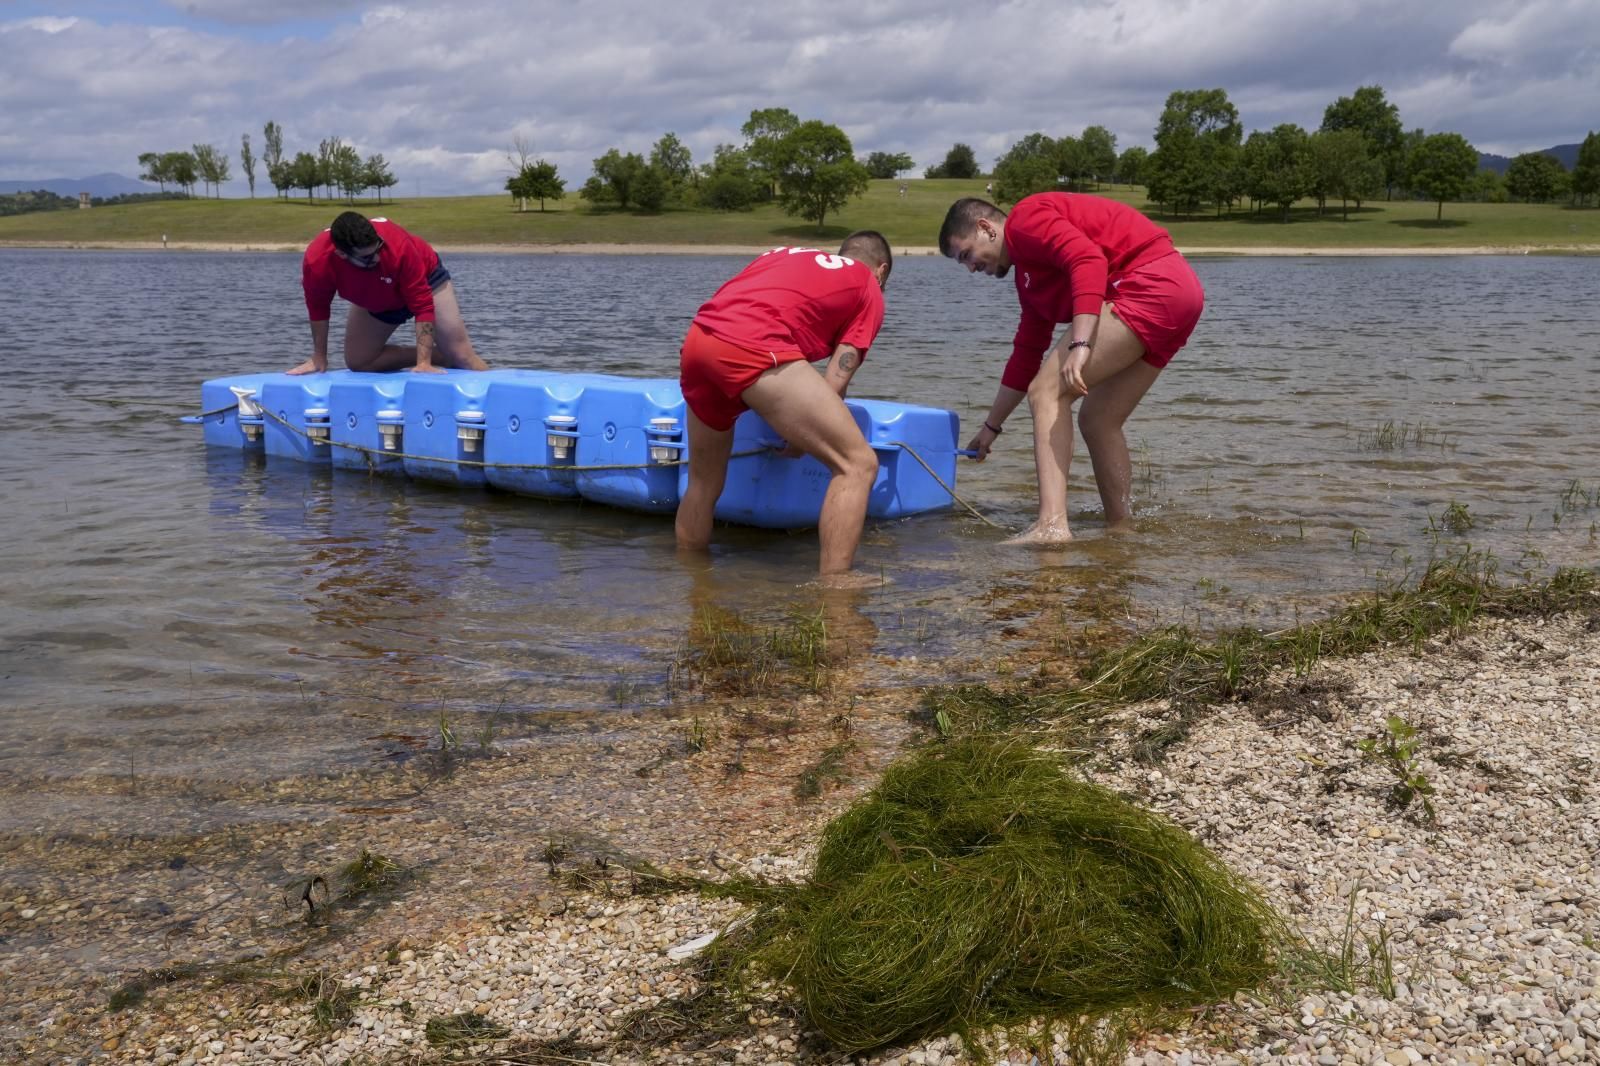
[835,443,878,484]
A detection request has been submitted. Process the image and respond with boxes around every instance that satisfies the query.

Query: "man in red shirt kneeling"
[292,211,488,375]
[940,194,1204,543]
[676,232,893,584]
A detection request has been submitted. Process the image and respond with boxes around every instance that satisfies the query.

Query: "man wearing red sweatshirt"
[939,193,1204,543]
[292,211,488,375]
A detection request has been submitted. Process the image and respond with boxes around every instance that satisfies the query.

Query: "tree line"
[970,86,1600,221]
[559,108,873,229]
[138,122,397,204]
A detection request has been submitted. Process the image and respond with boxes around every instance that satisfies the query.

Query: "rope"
[203,403,1006,527]
[886,440,1007,530]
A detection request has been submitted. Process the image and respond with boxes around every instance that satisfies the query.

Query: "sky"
[1,0,1596,196]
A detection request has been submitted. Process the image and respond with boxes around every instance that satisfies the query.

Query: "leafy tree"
[1397,127,1427,197]
[506,160,564,212]
[773,120,869,231]
[634,165,670,212]
[863,151,914,179]
[1573,131,1600,206]
[1115,146,1148,185]
[263,120,284,197]
[1239,124,1307,221]
[1407,132,1479,220]
[1079,126,1117,185]
[137,152,168,193]
[925,142,979,179]
[1321,86,1405,199]
[318,137,346,200]
[164,151,198,196]
[289,150,319,203]
[698,144,758,211]
[1053,135,1086,186]
[1146,88,1241,217]
[649,132,694,197]
[992,133,1058,202]
[1505,151,1566,203]
[742,107,800,198]
[1467,168,1507,204]
[1305,129,1382,219]
[238,134,256,198]
[581,148,648,209]
[364,154,397,205]
[331,142,364,201]
[192,143,228,197]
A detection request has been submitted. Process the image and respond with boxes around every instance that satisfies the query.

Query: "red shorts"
[679,321,807,431]
[1109,251,1205,368]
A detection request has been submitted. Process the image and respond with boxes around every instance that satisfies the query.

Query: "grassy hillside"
[1,179,1595,251]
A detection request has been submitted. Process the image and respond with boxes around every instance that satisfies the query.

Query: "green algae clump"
[718,738,1286,1055]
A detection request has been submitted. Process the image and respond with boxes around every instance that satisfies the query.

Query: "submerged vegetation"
[671,603,834,697]
[922,547,1597,738]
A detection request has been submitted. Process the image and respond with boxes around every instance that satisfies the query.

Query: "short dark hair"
[937,198,1007,256]
[329,211,378,253]
[839,229,892,281]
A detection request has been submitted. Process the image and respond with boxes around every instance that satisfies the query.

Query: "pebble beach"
[3,606,1597,1065]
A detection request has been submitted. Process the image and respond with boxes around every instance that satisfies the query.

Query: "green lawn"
[2,179,1596,251]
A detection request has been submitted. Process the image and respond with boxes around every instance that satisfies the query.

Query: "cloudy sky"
[1,0,1595,195]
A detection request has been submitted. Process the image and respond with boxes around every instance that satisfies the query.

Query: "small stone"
[102,1037,121,1052]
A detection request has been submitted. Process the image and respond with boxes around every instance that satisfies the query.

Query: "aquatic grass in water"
[706,739,1286,1058]
[1355,420,1455,453]
[923,548,1598,736]
[673,604,832,696]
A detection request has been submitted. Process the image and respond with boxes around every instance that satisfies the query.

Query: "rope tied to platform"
[187,402,1005,528]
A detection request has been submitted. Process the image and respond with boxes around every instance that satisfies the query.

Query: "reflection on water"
[1,249,1598,788]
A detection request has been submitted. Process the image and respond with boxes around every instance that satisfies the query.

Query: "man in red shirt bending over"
[940,194,1204,543]
[676,231,893,584]
[291,211,488,375]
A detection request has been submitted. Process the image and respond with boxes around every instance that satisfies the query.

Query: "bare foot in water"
[810,570,892,590]
[1002,518,1074,546]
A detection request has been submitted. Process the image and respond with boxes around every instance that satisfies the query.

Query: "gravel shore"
[3,610,1596,1065]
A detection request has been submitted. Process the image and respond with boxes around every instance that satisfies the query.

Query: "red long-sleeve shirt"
[694,246,884,361]
[1001,193,1174,391]
[301,218,442,324]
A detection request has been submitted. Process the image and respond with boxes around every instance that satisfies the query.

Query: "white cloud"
[2,0,1596,193]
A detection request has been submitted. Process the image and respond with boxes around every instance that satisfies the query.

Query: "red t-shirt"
[692,247,885,362]
[1000,193,1175,390]
[301,218,442,324]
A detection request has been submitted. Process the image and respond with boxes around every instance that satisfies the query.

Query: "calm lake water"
[2,248,1597,806]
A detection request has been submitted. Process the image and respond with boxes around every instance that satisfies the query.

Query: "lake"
[1,248,1597,811]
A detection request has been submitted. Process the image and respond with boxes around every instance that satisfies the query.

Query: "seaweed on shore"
[700,737,1288,1060]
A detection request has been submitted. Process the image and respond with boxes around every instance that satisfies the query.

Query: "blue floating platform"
[192,369,961,530]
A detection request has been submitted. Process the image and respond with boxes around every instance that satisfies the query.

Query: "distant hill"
[0,173,156,198]
[1478,144,1580,175]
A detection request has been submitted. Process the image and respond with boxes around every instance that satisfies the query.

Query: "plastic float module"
[192,369,963,530]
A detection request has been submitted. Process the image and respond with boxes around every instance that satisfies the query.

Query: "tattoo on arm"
[837,349,860,373]
[416,321,435,347]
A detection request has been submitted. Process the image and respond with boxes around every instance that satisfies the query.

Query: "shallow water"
[2,248,1597,797]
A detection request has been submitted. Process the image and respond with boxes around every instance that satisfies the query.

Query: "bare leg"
[675,408,734,554]
[429,282,489,370]
[342,306,414,371]
[741,360,878,579]
[1078,313,1162,527]
[1007,303,1155,545]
